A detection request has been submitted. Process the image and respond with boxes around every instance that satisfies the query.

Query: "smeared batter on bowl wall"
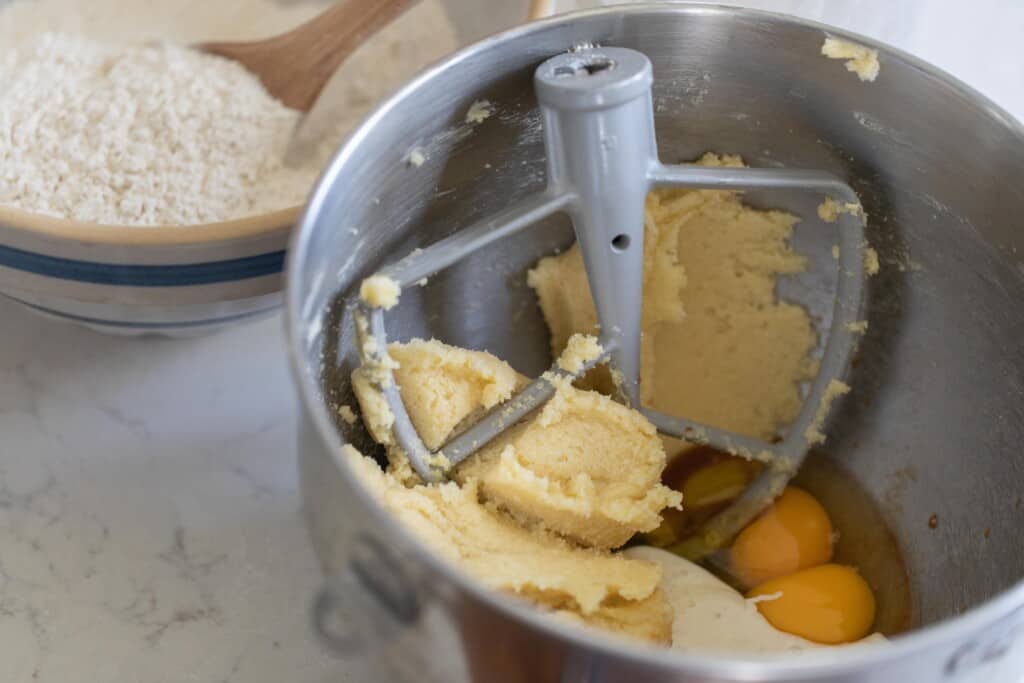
[529,154,819,445]
[345,444,675,643]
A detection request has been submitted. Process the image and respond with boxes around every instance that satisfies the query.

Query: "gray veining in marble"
[0,299,346,682]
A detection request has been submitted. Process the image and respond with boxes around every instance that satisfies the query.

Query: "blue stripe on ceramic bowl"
[0,205,297,336]
[0,243,285,286]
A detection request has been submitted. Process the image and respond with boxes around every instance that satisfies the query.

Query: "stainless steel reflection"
[286,5,1024,681]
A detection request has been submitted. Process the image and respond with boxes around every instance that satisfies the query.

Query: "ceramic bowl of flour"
[0,0,541,335]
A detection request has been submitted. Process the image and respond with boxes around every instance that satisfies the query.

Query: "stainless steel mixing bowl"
[286,5,1024,681]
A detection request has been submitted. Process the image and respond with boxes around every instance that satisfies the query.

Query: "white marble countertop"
[2,3,1023,682]
[0,300,345,682]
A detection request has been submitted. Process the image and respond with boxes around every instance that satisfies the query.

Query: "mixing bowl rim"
[287,3,1024,675]
[0,202,299,247]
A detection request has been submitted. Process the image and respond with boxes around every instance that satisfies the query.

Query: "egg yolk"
[730,486,834,587]
[747,564,876,644]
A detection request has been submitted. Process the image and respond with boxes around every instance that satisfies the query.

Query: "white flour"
[0,0,458,226]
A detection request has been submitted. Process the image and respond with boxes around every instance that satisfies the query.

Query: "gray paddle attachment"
[353,47,866,558]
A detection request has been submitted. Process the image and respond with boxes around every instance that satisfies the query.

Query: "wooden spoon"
[198,0,420,112]
[527,0,554,20]
[200,0,555,113]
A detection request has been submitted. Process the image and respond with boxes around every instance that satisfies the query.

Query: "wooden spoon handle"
[528,0,554,20]
[201,0,420,112]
